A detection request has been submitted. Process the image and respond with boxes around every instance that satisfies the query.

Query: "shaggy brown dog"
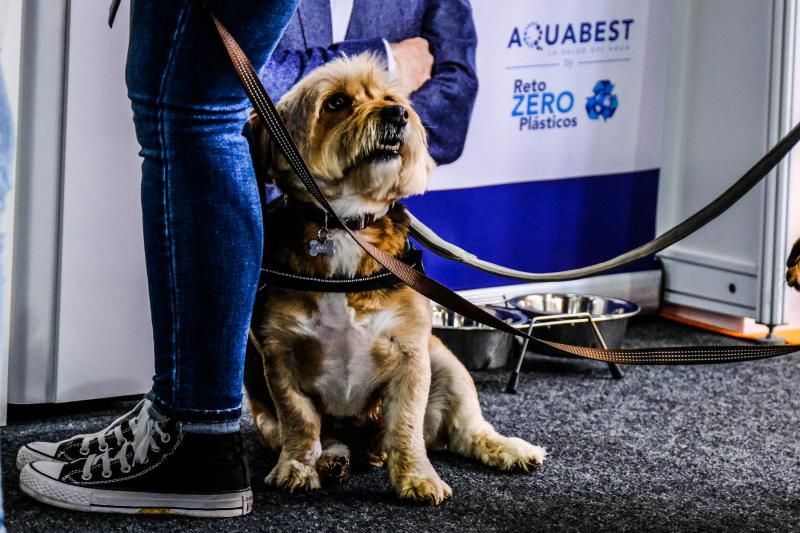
[245,54,545,505]
[788,238,800,291]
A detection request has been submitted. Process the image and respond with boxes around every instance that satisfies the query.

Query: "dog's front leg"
[425,336,546,471]
[382,338,452,505]
[264,359,323,492]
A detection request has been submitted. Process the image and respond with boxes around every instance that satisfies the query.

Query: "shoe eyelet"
[79,448,90,456]
[120,465,131,473]
[81,472,92,481]
[161,434,171,443]
[102,470,112,479]
[98,444,108,452]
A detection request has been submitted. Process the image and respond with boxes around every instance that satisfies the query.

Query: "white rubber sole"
[20,464,253,518]
[16,446,57,471]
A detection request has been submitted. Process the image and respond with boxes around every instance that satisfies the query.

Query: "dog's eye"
[324,93,351,112]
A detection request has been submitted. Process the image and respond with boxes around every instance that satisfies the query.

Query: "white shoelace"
[81,405,171,481]
[77,400,150,455]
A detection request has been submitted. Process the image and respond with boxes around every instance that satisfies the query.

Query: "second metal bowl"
[507,293,641,349]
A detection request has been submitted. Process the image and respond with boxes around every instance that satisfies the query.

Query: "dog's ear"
[275,85,322,153]
[244,112,275,186]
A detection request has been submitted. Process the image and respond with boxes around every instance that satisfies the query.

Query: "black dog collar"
[266,195,393,231]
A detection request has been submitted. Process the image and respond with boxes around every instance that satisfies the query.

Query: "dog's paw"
[265,459,321,492]
[316,442,351,483]
[473,434,547,472]
[395,471,452,505]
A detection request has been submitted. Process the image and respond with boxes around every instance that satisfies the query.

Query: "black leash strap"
[207,11,799,365]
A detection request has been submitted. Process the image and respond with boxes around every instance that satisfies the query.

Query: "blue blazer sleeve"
[412,0,478,165]
[261,38,388,101]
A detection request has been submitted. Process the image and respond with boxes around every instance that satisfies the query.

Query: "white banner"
[429,0,670,191]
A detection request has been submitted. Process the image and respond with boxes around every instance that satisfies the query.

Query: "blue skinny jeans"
[127,0,299,433]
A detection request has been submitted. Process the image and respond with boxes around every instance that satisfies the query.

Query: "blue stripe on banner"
[404,169,660,291]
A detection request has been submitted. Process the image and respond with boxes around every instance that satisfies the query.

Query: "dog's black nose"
[381,105,409,126]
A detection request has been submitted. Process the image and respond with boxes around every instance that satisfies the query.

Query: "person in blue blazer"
[260,0,478,165]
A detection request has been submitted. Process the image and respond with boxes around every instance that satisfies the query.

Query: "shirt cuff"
[382,38,397,75]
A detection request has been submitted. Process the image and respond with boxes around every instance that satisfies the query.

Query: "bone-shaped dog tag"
[309,238,336,257]
[309,222,336,257]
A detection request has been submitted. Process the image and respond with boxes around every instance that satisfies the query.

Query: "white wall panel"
[54,1,153,402]
[658,0,775,319]
[8,1,69,404]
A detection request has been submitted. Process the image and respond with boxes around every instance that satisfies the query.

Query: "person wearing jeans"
[16,0,300,517]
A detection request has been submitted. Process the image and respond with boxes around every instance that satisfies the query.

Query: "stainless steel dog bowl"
[431,304,529,370]
[507,293,641,349]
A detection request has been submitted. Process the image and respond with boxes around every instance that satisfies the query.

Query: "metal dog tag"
[309,239,336,257]
[309,227,336,257]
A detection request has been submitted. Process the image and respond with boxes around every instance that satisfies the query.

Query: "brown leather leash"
[204,10,798,366]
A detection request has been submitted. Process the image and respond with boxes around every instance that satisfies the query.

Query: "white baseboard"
[456,270,662,314]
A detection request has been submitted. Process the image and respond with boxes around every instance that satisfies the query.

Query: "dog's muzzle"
[360,105,408,164]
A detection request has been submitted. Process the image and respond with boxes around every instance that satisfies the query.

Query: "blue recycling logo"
[585,80,618,121]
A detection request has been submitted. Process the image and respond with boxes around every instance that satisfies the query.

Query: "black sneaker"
[19,408,253,517]
[16,400,151,470]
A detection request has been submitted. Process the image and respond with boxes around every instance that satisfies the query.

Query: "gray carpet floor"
[2,317,799,532]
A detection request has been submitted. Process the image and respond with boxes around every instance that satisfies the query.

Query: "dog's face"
[250,54,434,214]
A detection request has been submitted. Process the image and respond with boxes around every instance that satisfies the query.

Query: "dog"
[244,54,546,505]
[788,238,800,291]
